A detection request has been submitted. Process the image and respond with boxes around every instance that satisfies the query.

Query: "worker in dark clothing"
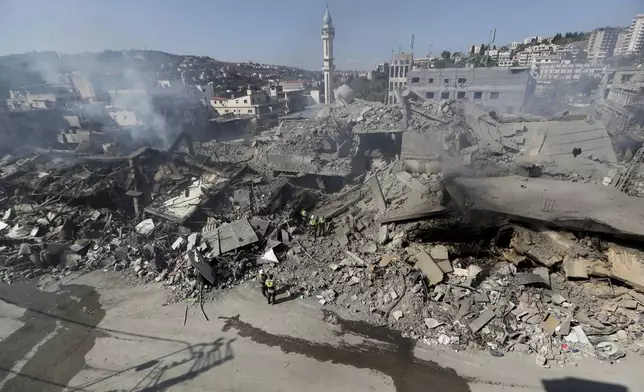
[258,269,267,298]
[265,274,276,305]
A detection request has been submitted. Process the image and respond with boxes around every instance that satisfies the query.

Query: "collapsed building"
[3,86,644,369]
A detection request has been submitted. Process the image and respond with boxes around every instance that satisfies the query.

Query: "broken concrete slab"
[380,203,448,224]
[202,218,260,256]
[379,254,398,267]
[510,226,566,267]
[395,171,426,194]
[377,225,388,244]
[392,310,403,320]
[429,245,449,261]
[448,176,644,240]
[516,272,550,287]
[249,217,270,236]
[474,292,489,303]
[258,248,279,264]
[533,267,550,287]
[424,318,444,329]
[135,219,155,235]
[414,249,444,286]
[563,256,590,279]
[540,314,561,336]
[150,174,228,223]
[469,309,496,333]
[437,260,453,274]
[596,247,644,292]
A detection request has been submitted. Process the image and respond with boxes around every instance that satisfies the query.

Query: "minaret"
[321,6,335,104]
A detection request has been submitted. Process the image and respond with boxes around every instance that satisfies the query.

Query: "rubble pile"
[3,90,644,368]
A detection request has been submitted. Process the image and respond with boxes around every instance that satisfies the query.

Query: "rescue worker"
[309,215,318,238]
[300,208,307,224]
[258,269,267,298]
[265,274,276,305]
[317,215,326,237]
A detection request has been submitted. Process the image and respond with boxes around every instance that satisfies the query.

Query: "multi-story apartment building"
[614,30,630,57]
[596,67,644,130]
[508,42,521,50]
[586,27,621,63]
[536,61,604,82]
[405,66,536,113]
[387,52,413,104]
[624,14,644,56]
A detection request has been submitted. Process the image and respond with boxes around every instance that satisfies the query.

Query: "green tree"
[441,50,451,60]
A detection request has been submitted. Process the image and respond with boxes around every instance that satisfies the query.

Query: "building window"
[441,92,450,99]
[411,77,420,83]
[444,78,449,84]
[429,78,434,83]
[244,99,248,103]
[425,92,434,99]
[236,100,239,104]
[248,109,253,113]
[457,91,466,99]
[225,109,229,113]
[490,92,500,100]
[458,78,467,84]
[473,91,483,99]
[390,82,393,90]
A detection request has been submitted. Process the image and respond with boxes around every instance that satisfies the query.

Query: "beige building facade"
[211,90,280,118]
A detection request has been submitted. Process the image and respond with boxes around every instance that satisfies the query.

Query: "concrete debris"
[596,342,626,361]
[424,318,443,329]
[469,309,496,333]
[135,219,156,235]
[414,249,444,286]
[4,92,644,370]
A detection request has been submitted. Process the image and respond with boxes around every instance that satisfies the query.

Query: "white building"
[586,27,620,63]
[508,42,521,50]
[614,30,630,56]
[536,61,604,82]
[321,6,335,104]
[387,51,413,104]
[624,14,644,55]
[280,80,306,91]
[210,89,280,118]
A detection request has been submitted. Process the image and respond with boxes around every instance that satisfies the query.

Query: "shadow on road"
[0,283,232,392]
[133,337,236,391]
[543,378,628,392]
[275,284,303,305]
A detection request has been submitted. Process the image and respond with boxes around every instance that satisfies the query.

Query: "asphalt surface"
[0,271,642,392]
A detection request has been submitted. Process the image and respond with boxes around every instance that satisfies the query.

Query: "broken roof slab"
[202,218,260,256]
[447,176,644,239]
[522,120,616,162]
[149,174,228,223]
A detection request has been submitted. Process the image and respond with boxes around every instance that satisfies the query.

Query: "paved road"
[0,271,641,391]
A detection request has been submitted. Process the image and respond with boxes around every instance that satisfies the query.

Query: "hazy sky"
[0,0,640,70]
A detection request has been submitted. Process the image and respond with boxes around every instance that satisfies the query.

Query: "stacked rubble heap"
[2,92,644,367]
